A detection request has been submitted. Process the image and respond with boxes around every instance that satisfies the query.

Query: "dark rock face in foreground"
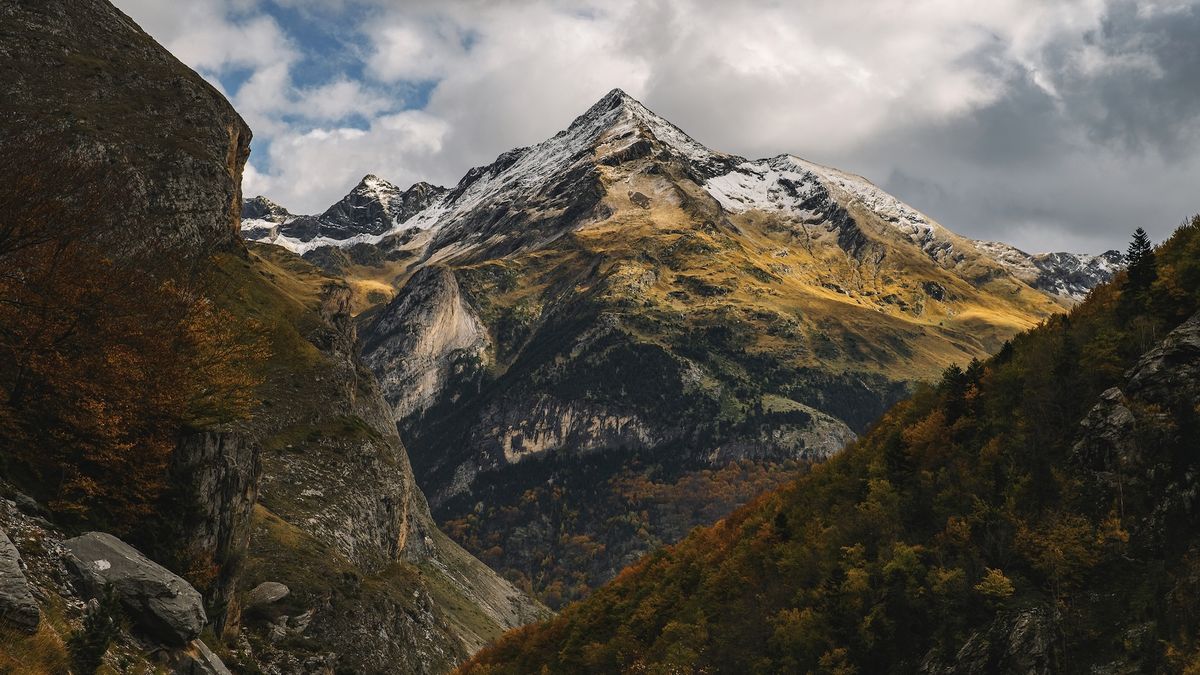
[0,0,251,252]
[1,1,546,672]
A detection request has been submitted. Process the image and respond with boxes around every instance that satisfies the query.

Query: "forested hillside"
[462,217,1200,673]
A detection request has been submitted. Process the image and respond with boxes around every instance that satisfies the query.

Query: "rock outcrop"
[362,266,492,425]
[1072,312,1200,543]
[0,529,40,633]
[166,431,260,634]
[176,639,234,675]
[1,0,251,252]
[64,532,207,647]
[921,607,1054,675]
[245,581,289,611]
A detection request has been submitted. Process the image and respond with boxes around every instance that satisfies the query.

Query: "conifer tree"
[1125,227,1157,293]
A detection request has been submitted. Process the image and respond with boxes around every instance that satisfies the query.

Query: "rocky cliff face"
[361,266,492,425]
[1,0,250,253]
[216,246,547,674]
[165,431,260,636]
[1,0,256,669]
[0,1,545,672]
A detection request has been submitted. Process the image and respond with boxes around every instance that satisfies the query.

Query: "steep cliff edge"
[210,246,547,673]
[1,0,250,253]
[0,1,544,672]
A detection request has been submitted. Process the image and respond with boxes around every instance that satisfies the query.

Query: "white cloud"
[113,0,1200,251]
[244,111,451,209]
[114,0,297,72]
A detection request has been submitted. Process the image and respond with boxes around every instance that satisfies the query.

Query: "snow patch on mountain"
[702,155,968,264]
[240,88,1119,303]
[974,239,1124,301]
[245,89,728,256]
[703,156,823,214]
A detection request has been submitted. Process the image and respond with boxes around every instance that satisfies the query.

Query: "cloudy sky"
[113,0,1200,253]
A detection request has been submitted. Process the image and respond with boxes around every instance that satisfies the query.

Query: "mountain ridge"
[460,216,1200,674]
[241,89,1122,608]
[245,88,1119,305]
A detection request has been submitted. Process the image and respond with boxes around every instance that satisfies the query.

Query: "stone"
[174,639,233,675]
[0,529,40,633]
[63,532,206,646]
[922,607,1053,675]
[245,582,289,610]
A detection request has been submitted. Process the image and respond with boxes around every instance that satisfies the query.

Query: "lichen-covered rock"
[0,529,40,633]
[63,532,206,646]
[245,582,289,610]
[0,0,251,252]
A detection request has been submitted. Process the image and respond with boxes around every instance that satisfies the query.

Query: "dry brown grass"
[0,623,70,675]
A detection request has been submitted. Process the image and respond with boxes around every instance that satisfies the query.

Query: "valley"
[243,90,1121,607]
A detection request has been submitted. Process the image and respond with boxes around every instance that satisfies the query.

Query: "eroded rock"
[245,581,289,610]
[0,529,40,633]
[63,532,206,646]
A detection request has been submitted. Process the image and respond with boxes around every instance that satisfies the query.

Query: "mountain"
[243,174,447,249]
[462,217,1200,675]
[0,1,543,673]
[244,90,1117,608]
[974,239,1124,302]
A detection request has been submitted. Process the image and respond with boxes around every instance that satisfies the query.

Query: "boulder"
[245,582,289,610]
[0,529,40,633]
[63,532,206,646]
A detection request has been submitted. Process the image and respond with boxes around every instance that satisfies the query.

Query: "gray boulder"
[63,532,206,646]
[0,529,40,633]
[245,581,289,610]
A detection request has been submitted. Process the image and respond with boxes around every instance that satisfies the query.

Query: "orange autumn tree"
[0,140,266,531]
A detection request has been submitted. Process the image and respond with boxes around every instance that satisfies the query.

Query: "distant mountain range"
[244,90,1121,305]
[242,89,1123,606]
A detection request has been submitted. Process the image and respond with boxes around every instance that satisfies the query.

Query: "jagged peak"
[569,88,684,138]
[245,194,284,209]
[406,180,446,194]
[355,173,400,192]
[242,194,292,222]
[557,87,729,175]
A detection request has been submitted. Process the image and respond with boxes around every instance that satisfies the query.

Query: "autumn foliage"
[0,143,266,530]
[461,217,1200,674]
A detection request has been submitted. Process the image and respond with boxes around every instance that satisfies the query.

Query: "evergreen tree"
[1125,227,1157,293]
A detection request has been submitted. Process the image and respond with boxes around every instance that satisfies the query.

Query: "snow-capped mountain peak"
[241,89,1121,303]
